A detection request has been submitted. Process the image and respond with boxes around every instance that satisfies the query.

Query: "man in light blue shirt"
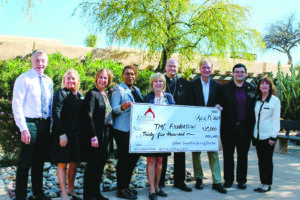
[12,49,53,200]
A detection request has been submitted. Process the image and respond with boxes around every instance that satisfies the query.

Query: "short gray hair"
[31,49,48,59]
[199,59,212,68]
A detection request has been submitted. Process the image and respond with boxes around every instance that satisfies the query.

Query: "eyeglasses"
[233,71,246,74]
[166,65,177,68]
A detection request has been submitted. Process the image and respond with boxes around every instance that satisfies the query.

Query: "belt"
[25,117,50,122]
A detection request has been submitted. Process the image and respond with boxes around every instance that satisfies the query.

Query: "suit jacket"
[219,81,256,139]
[52,88,83,137]
[83,87,109,141]
[143,92,175,105]
[165,75,191,105]
[191,78,221,107]
[111,81,143,132]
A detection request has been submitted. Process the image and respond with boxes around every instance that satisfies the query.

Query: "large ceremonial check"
[129,103,220,153]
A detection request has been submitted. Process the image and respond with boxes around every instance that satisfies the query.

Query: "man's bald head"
[165,58,179,78]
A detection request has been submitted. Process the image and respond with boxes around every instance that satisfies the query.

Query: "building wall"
[0,35,291,76]
[0,35,93,59]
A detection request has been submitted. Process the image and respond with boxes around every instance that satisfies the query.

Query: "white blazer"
[253,94,281,140]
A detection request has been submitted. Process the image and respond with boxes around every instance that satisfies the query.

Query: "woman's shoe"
[156,189,167,197]
[149,193,157,200]
[259,185,271,193]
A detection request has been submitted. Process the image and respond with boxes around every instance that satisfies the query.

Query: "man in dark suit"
[160,58,192,192]
[191,60,227,194]
[219,63,256,189]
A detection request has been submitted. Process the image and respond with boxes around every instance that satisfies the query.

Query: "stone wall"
[0,35,291,76]
[0,35,93,59]
[91,47,291,76]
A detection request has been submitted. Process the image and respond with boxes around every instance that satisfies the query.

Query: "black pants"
[112,129,140,190]
[174,152,186,185]
[15,118,51,200]
[159,152,186,186]
[159,155,168,186]
[83,126,110,199]
[255,138,276,185]
[221,123,251,184]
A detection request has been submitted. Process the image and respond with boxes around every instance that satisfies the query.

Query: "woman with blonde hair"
[52,68,83,200]
[143,73,174,200]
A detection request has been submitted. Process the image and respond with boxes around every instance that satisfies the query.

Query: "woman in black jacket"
[52,69,83,200]
[83,69,113,200]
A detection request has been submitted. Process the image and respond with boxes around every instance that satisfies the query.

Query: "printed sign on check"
[130,103,221,153]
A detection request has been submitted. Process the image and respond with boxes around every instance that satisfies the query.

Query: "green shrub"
[0,52,154,165]
[276,63,300,120]
[84,34,98,47]
[0,98,20,166]
[0,52,153,99]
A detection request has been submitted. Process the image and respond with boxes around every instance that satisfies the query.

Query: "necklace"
[166,76,177,97]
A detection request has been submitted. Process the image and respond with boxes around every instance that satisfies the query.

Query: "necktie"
[39,75,48,119]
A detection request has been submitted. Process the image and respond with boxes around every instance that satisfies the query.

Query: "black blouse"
[131,88,143,103]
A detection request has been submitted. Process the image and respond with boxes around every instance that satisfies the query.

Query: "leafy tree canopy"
[75,0,262,71]
[263,12,300,65]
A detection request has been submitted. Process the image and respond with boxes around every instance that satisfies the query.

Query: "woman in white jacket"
[253,77,280,193]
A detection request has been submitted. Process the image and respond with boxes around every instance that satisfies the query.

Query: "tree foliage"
[1,0,43,20]
[84,34,98,47]
[277,63,300,120]
[75,0,262,72]
[263,13,300,65]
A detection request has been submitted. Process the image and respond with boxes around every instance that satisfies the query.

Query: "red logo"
[145,107,155,119]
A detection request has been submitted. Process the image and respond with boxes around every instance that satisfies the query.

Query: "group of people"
[12,49,280,200]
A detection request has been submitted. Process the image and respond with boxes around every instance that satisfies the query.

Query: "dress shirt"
[234,82,247,121]
[12,69,53,132]
[200,77,210,106]
[253,94,280,140]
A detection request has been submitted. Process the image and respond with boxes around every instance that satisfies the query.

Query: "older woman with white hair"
[52,68,83,200]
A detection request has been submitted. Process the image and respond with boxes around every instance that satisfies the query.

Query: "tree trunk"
[287,50,292,65]
[156,49,169,72]
[156,40,177,72]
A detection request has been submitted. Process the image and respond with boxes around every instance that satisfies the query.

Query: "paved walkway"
[1,145,300,200]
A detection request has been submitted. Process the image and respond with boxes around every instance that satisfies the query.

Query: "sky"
[0,0,299,64]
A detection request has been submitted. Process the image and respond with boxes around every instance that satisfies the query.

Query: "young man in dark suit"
[219,63,256,190]
[191,60,227,194]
